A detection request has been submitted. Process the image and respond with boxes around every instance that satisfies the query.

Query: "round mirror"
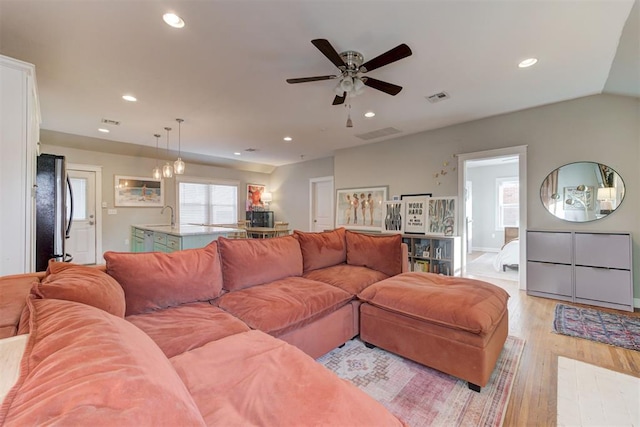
[540,162,625,222]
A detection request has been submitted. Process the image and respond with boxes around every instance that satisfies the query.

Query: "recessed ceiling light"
[364,111,375,118]
[283,136,292,142]
[122,95,137,102]
[233,152,241,156]
[98,128,110,133]
[518,58,538,68]
[163,13,185,28]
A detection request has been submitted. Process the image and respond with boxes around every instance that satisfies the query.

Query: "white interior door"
[67,169,97,264]
[310,177,334,232]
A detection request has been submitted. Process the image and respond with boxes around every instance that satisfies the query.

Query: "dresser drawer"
[575,266,632,305]
[574,233,631,269]
[166,235,181,251]
[133,227,145,238]
[527,231,572,264]
[527,261,572,297]
[154,232,167,245]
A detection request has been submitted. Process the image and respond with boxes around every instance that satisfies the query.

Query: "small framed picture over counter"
[114,175,164,207]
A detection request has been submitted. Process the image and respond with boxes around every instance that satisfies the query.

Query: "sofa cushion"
[358,272,510,335]
[216,277,352,336]
[0,273,43,339]
[0,297,205,426]
[346,230,402,277]
[104,241,223,316]
[126,302,250,358]
[303,264,390,295]
[32,262,125,318]
[294,228,346,273]
[170,330,404,426]
[218,235,303,291]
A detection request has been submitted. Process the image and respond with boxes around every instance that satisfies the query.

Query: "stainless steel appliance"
[35,154,73,271]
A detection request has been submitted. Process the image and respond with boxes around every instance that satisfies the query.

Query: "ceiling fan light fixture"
[353,77,365,93]
[340,76,354,93]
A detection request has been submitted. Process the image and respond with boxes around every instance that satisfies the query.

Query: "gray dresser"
[527,230,634,312]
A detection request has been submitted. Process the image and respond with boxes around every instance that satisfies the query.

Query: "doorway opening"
[309,176,334,232]
[457,146,527,289]
[67,164,102,265]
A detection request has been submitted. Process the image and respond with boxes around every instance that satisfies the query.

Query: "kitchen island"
[131,224,241,253]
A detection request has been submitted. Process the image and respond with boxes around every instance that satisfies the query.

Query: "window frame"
[175,176,240,226]
[495,176,519,230]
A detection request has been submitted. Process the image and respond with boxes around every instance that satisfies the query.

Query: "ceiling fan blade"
[286,75,336,84]
[360,44,412,73]
[362,77,403,96]
[311,39,346,69]
[332,93,346,105]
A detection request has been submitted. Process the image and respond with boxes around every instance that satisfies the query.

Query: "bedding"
[494,239,519,271]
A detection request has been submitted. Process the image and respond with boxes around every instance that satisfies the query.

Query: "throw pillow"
[293,228,347,273]
[104,241,223,316]
[345,231,402,277]
[34,262,126,318]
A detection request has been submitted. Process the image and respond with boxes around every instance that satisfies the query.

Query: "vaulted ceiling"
[1,0,637,168]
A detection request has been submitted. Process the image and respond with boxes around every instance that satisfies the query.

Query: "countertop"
[133,224,242,237]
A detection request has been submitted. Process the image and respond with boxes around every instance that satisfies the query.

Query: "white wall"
[269,157,333,231]
[40,140,270,254]
[327,94,639,299]
[467,162,519,251]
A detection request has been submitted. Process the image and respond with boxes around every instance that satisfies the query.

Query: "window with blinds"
[178,180,238,225]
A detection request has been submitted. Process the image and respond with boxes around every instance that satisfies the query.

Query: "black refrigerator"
[35,154,73,271]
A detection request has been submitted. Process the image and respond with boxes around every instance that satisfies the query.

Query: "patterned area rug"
[553,303,640,351]
[317,336,525,427]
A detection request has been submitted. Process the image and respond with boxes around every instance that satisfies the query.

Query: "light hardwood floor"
[463,273,640,426]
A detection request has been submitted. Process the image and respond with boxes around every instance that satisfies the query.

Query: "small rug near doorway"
[316,336,525,427]
[557,356,640,426]
[553,304,640,352]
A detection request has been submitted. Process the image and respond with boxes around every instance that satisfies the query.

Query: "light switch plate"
[108,209,117,215]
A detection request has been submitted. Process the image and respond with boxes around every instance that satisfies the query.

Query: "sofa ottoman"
[358,272,509,391]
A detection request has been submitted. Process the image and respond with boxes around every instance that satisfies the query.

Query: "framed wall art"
[400,193,432,234]
[114,175,164,207]
[381,201,404,234]
[427,197,457,236]
[335,186,388,231]
[246,184,266,211]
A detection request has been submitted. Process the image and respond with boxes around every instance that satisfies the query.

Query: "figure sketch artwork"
[247,184,266,211]
[114,176,164,207]
[428,197,457,236]
[336,186,388,231]
[382,201,404,234]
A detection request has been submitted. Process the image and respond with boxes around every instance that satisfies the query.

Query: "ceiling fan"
[286,39,412,105]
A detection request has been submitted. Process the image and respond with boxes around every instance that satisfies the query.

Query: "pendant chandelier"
[162,127,173,178]
[174,118,185,175]
[152,133,162,179]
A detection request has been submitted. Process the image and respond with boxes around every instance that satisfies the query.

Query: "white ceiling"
[0,0,637,168]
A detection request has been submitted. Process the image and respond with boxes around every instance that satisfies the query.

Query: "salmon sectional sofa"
[0,229,409,426]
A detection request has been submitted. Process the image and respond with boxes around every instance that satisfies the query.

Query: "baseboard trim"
[634,298,639,310]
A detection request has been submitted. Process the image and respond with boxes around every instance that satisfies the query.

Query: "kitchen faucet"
[161,205,175,228]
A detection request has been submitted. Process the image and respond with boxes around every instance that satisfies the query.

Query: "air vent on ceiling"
[426,92,450,103]
[244,148,258,152]
[355,127,402,141]
[101,118,121,126]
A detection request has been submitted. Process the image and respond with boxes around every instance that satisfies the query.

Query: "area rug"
[557,356,640,426]
[466,253,518,281]
[553,304,640,351]
[316,336,525,427]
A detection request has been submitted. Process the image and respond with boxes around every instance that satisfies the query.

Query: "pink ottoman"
[358,272,509,392]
